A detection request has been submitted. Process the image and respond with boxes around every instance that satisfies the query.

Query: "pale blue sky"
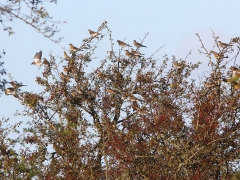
[1,1,240,126]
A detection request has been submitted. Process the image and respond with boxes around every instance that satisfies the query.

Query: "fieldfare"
[64,51,71,61]
[124,50,134,58]
[88,29,101,37]
[172,61,183,69]
[117,40,132,47]
[133,40,147,48]
[5,88,16,95]
[42,58,50,66]
[31,50,42,66]
[131,48,144,56]
[69,43,81,52]
[217,41,233,48]
[8,81,27,89]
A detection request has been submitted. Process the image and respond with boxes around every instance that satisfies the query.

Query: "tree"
[0,0,63,96]
[1,22,240,179]
[0,0,63,43]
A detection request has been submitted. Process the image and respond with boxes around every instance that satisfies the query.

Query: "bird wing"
[34,51,42,61]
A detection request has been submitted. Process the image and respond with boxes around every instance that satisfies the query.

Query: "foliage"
[1,22,240,179]
[0,0,63,43]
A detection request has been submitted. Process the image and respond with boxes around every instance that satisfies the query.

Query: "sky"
[1,1,240,130]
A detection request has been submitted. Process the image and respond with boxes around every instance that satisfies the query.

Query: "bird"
[31,50,42,66]
[64,51,71,61]
[210,51,228,59]
[88,29,100,37]
[133,40,147,48]
[42,58,50,66]
[124,50,134,58]
[68,43,80,52]
[5,88,16,95]
[210,51,220,59]
[217,41,233,48]
[8,81,27,89]
[117,40,132,47]
[203,81,218,88]
[172,61,183,69]
[131,48,144,56]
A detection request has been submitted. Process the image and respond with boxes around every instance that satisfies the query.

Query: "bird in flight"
[31,50,42,66]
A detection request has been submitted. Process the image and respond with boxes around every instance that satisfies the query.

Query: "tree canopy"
[1,22,240,179]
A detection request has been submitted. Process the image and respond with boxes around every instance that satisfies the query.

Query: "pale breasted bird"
[124,50,134,58]
[5,88,16,95]
[131,48,144,56]
[203,81,218,88]
[133,40,147,48]
[88,29,101,37]
[42,58,50,66]
[172,61,183,69]
[31,50,42,66]
[210,51,220,59]
[217,41,233,48]
[117,40,132,47]
[8,81,27,89]
[69,43,80,52]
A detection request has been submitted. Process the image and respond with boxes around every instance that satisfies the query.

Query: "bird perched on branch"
[64,51,71,61]
[8,81,27,89]
[210,51,220,59]
[172,61,184,69]
[203,81,218,88]
[5,88,19,97]
[88,29,101,38]
[5,88,16,95]
[133,40,147,48]
[69,43,81,52]
[31,50,42,66]
[131,48,144,57]
[210,51,228,59]
[42,58,50,67]
[217,41,233,48]
[117,40,132,47]
[124,50,134,58]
